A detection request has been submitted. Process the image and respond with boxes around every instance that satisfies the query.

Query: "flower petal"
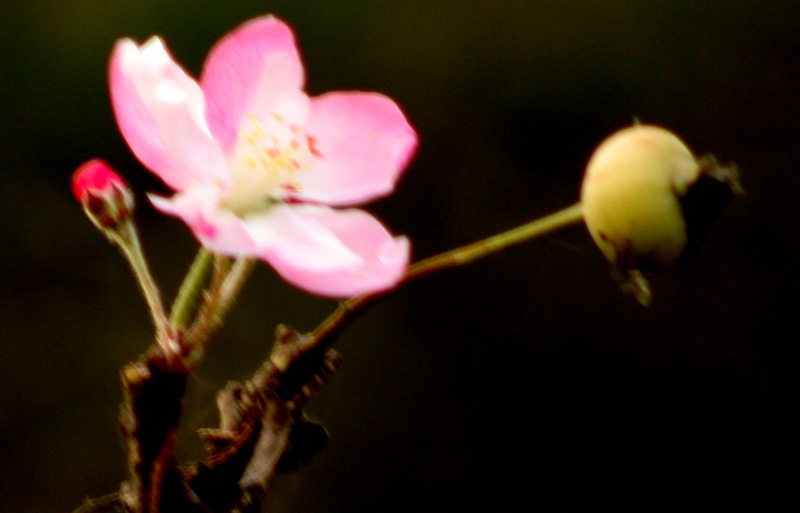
[148,187,258,256]
[110,37,229,192]
[244,204,409,297]
[294,92,418,206]
[200,15,306,151]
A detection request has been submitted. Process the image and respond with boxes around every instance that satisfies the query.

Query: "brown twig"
[183,326,343,512]
[103,325,342,513]
[117,347,191,513]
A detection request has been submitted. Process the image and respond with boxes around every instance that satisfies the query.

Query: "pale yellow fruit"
[580,124,702,271]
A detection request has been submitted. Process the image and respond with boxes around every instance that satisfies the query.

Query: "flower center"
[223,113,319,216]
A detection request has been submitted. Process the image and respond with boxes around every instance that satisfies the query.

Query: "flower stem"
[112,221,169,342]
[405,202,584,281]
[169,248,215,330]
[184,257,255,352]
[310,202,584,342]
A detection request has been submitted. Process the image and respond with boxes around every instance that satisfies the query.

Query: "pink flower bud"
[72,159,135,228]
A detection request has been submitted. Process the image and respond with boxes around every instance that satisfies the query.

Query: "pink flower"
[72,159,134,228]
[109,15,417,297]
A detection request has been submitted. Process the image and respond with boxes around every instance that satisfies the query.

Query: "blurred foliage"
[1,1,799,512]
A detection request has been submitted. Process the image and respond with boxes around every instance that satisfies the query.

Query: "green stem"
[169,248,215,330]
[405,202,584,281]
[184,257,255,352]
[113,221,169,340]
[311,202,584,342]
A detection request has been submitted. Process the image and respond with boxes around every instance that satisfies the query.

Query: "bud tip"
[72,159,125,203]
[72,159,134,229]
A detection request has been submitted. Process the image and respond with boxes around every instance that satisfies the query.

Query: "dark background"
[1,1,799,512]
